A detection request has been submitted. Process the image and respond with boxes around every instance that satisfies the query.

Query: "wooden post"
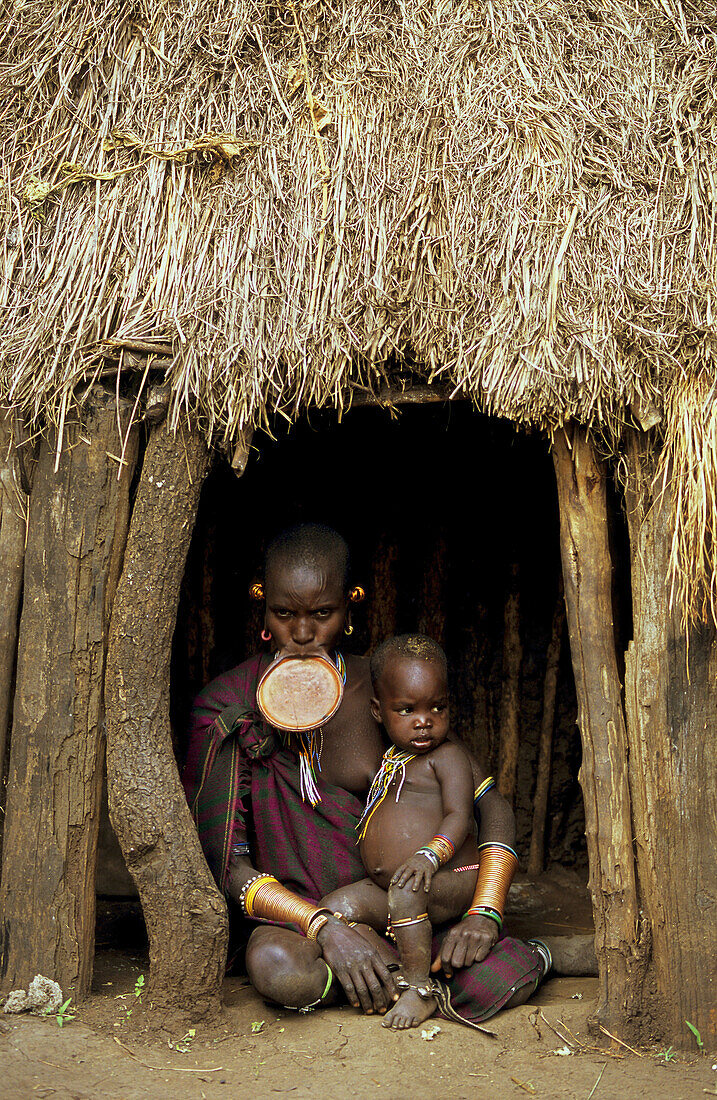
[527,578,565,876]
[0,414,29,820]
[105,422,228,1020]
[497,562,522,804]
[552,426,648,1037]
[369,534,399,648]
[418,534,447,647]
[0,388,138,997]
[624,430,717,1049]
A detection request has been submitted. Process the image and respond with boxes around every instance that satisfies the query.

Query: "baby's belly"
[360,790,445,886]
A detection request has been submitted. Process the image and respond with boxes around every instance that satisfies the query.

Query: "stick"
[497,562,522,803]
[113,1037,223,1073]
[527,575,565,875]
[597,1024,644,1056]
[538,1009,576,1049]
[586,1063,607,1100]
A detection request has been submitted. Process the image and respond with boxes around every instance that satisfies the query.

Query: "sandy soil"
[4,965,714,1100]
[4,871,714,1099]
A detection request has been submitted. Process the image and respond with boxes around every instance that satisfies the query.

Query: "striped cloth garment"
[182,654,543,1025]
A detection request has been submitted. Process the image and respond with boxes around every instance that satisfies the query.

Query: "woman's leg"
[245,925,337,1010]
[320,878,389,931]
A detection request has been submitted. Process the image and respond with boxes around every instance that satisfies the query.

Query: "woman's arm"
[431,765,519,976]
[225,853,398,1014]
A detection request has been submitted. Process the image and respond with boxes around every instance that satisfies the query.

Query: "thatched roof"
[1,0,716,618]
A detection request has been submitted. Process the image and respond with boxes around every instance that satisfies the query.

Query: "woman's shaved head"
[264,523,351,592]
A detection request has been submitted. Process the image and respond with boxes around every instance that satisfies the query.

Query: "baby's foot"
[381,988,437,1030]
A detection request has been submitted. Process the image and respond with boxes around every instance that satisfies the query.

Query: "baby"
[322,634,482,1030]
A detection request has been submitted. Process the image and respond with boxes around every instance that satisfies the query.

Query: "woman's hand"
[316,918,397,1014]
[390,853,435,893]
[430,913,499,978]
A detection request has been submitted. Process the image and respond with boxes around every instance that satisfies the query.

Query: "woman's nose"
[292,617,314,645]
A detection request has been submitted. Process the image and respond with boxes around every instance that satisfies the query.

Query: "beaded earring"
[250,582,265,600]
[349,586,365,603]
[261,628,272,642]
[344,623,354,636]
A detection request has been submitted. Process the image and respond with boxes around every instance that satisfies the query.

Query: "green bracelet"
[463,906,503,930]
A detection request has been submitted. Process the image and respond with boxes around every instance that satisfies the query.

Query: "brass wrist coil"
[470,845,518,919]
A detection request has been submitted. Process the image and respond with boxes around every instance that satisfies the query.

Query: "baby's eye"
[397,706,413,715]
[432,704,447,714]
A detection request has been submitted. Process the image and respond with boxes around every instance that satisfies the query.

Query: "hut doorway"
[170,404,594,885]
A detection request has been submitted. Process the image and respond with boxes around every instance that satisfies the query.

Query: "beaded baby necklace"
[287,651,347,806]
[356,745,417,840]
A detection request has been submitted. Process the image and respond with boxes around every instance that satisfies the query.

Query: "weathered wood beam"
[369,534,399,649]
[552,425,648,1035]
[418,534,447,647]
[497,563,522,804]
[350,384,453,407]
[105,422,228,1020]
[624,429,717,1049]
[0,414,29,820]
[527,578,564,877]
[230,428,254,477]
[0,388,137,997]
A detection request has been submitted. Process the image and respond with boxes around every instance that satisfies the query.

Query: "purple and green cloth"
[182,654,543,1025]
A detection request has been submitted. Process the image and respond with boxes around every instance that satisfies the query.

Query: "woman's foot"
[538,934,598,976]
[381,987,436,1030]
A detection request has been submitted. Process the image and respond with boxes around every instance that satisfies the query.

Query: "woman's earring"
[261,628,272,642]
[344,623,354,636]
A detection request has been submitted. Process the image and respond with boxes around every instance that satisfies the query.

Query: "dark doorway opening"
[172,403,584,870]
[95,401,603,970]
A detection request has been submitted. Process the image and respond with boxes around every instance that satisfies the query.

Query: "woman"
[182,523,547,1023]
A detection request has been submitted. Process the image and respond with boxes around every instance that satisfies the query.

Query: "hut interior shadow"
[172,404,586,870]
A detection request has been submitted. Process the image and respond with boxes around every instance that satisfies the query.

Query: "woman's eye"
[314,608,332,619]
[273,609,291,619]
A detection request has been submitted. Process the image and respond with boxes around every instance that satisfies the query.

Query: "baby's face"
[371,657,449,754]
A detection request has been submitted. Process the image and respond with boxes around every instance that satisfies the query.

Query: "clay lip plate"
[257,654,344,732]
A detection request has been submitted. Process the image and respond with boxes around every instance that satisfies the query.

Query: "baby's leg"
[382,880,436,1030]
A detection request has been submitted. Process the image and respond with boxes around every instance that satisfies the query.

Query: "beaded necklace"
[356,745,417,840]
[285,650,347,806]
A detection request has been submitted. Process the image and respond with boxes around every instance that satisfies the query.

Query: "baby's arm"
[391,743,475,893]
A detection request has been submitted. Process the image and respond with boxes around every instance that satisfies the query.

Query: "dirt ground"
[3,872,715,1099]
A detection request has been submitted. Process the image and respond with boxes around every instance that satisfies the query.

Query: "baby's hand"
[390,854,435,893]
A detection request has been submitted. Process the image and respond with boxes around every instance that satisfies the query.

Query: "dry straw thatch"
[0,0,716,618]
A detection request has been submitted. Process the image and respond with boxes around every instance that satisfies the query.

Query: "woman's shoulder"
[192,652,267,714]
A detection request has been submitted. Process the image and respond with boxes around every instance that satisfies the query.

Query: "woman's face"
[264,561,348,655]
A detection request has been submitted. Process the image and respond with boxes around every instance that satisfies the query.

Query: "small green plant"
[685,1021,704,1052]
[50,998,76,1027]
[123,974,145,1019]
[657,1046,676,1062]
[168,1028,196,1054]
[251,1020,265,1033]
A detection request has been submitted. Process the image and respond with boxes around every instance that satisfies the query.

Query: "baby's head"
[369,634,449,755]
